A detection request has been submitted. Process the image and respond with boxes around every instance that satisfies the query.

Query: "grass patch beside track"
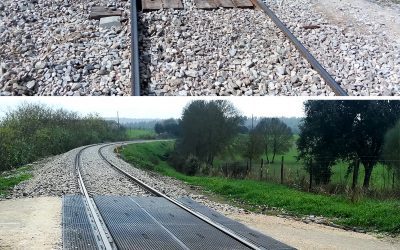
[0,166,32,196]
[121,141,400,234]
[126,129,157,140]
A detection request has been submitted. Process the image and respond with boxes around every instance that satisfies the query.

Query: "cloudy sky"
[0,96,381,119]
[0,97,311,119]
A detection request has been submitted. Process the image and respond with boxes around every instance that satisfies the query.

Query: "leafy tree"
[154,122,163,134]
[382,120,400,184]
[242,130,264,171]
[0,103,127,171]
[297,100,400,189]
[255,118,293,163]
[154,119,180,137]
[176,100,243,167]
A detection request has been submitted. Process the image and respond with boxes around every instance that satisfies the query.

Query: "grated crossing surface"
[62,195,98,250]
[94,196,251,250]
[93,196,187,250]
[179,197,295,250]
[63,195,294,250]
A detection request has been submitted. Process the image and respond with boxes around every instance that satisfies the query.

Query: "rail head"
[255,0,348,96]
[75,145,113,250]
[130,0,140,96]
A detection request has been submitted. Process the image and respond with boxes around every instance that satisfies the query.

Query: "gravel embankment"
[10,147,80,198]
[8,143,246,215]
[0,0,131,96]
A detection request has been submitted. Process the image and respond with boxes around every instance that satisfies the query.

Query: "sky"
[0,97,309,119]
[0,96,392,119]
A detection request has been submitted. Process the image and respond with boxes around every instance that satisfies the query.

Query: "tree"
[154,122,163,134]
[382,120,400,185]
[242,130,264,172]
[176,100,243,167]
[297,100,400,189]
[0,103,127,171]
[255,118,293,163]
[154,119,180,137]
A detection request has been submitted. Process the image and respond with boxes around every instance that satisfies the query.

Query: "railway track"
[130,0,348,96]
[71,142,290,249]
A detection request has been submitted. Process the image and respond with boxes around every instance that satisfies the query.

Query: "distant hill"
[105,118,160,129]
[106,117,303,134]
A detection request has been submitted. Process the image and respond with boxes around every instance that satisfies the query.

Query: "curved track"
[74,142,264,250]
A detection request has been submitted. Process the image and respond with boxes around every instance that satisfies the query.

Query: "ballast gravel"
[0,0,132,96]
[80,144,151,196]
[265,0,400,96]
[10,147,80,198]
[139,0,331,96]
[7,142,247,215]
[1,0,399,96]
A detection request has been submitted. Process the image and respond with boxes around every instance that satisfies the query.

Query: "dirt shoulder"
[0,197,61,250]
[313,0,400,42]
[228,213,400,249]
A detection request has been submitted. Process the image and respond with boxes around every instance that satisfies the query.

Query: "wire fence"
[217,156,400,197]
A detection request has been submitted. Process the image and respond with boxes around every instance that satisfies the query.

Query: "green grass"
[216,135,396,190]
[0,166,32,196]
[121,141,400,234]
[126,129,157,140]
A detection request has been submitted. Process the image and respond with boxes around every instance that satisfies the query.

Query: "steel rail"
[130,0,140,96]
[75,145,113,250]
[256,0,348,96]
[98,144,263,250]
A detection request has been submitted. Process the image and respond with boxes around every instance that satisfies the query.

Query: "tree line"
[155,100,293,177]
[0,103,126,171]
[156,100,400,195]
[297,100,400,191]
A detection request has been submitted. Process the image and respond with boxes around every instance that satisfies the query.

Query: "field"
[126,129,157,140]
[0,166,32,197]
[121,141,400,234]
[217,135,396,191]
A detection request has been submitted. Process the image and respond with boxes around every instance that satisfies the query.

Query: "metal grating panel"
[62,195,98,250]
[94,196,251,250]
[130,197,250,250]
[179,197,295,250]
[93,196,187,250]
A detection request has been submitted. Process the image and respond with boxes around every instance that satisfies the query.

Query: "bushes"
[0,103,127,171]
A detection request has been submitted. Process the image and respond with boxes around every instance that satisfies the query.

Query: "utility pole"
[280,155,284,184]
[117,111,120,128]
[251,114,254,129]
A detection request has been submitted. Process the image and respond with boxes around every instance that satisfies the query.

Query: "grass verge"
[121,141,400,234]
[0,166,32,196]
[126,129,157,140]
